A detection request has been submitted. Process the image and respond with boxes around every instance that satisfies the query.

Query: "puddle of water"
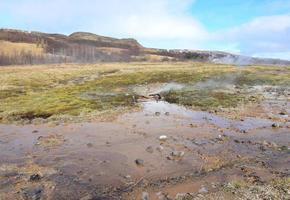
[140,101,273,131]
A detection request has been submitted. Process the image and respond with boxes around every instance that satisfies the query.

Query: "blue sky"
[1,0,290,59]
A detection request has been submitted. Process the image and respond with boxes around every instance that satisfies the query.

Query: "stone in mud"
[164,112,170,116]
[171,151,185,158]
[32,130,38,133]
[159,135,168,141]
[155,112,161,116]
[279,112,286,115]
[272,123,280,128]
[135,159,144,166]
[146,146,154,153]
[240,129,247,133]
[141,191,149,200]
[30,174,41,181]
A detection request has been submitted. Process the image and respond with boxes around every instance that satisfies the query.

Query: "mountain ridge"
[0,28,289,66]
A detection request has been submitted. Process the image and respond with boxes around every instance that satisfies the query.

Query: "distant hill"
[0,28,289,66]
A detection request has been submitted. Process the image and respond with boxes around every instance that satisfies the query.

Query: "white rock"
[159,135,168,141]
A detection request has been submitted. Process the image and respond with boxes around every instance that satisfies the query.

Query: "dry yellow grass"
[0,40,44,56]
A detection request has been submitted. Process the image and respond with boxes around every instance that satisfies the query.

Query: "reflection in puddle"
[141,101,273,130]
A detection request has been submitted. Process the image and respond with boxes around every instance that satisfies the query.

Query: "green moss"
[163,89,252,110]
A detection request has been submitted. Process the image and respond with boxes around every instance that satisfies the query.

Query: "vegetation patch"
[1,62,289,123]
[162,89,253,110]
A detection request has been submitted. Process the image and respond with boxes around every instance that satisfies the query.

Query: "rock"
[146,146,154,153]
[30,174,41,181]
[141,191,149,200]
[272,123,280,128]
[32,130,38,133]
[159,135,168,141]
[198,186,208,194]
[155,112,161,116]
[279,112,286,115]
[171,151,185,158]
[234,139,240,143]
[165,112,170,116]
[240,129,247,133]
[189,123,198,128]
[135,159,144,166]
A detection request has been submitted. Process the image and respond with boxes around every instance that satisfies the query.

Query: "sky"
[0,0,290,60]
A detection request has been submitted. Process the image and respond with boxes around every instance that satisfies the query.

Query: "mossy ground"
[0,63,289,123]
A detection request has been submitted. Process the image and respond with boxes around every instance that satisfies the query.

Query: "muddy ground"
[0,83,289,200]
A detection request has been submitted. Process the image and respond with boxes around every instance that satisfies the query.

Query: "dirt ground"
[0,63,289,200]
[1,97,289,199]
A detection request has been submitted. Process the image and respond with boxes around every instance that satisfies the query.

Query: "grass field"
[0,40,44,56]
[0,62,289,123]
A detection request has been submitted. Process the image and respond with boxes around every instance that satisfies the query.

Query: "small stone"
[234,139,240,143]
[159,135,168,141]
[240,129,247,133]
[30,174,41,181]
[279,112,286,115]
[135,159,144,166]
[146,146,154,153]
[272,123,279,128]
[171,151,185,158]
[155,112,161,116]
[32,130,38,133]
[165,112,170,116]
[141,191,149,200]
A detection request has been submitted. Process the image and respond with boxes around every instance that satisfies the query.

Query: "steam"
[194,73,241,90]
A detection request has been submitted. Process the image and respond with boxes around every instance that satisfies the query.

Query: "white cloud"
[213,14,290,58]
[1,0,207,49]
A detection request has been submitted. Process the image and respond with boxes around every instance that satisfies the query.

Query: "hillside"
[0,28,290,66]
